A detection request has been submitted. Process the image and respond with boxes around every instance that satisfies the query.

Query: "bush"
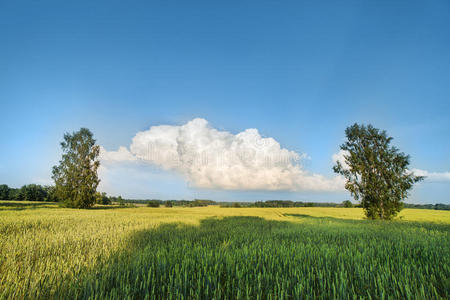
[95,192,112,205]
[147,200,161,208]
[342,200,353,208]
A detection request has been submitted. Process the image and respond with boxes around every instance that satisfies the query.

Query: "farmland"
[0,201,449,299]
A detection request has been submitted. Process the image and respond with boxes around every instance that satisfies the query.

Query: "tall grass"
[0,202,449,299]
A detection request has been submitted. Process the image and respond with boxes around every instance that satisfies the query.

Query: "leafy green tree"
[147,200,162,207]
[147,200,161,207]
[103,194,112,205]
[0,184,9,200]
[20,184,47,201]
[342,200,353,208]
[8,188,23,200]
[333,123,424,220]
[94,192,102,204]
[44,186,59,202]
[95,192,111,205]
[117,196,125,206]
[52,128,100,208]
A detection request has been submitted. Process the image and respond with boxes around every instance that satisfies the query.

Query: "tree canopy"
[333,123,424,220]
[52,128,100,208]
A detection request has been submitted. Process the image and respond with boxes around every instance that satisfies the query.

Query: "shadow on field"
[55,215,449,299]
[0,201,133,211]
[88,205,130,210]
[60,217,296,299]
[0,201,58,211]
[285,213,372,224]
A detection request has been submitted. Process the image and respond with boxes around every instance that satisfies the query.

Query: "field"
[0,201,449,299]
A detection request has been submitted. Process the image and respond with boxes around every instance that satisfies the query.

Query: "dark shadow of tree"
[0,201,58,211]
[87,205,132,210]
[0,201,131,211]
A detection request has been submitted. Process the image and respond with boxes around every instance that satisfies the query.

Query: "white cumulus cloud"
[411,169,450,182]
[100,146,137,162]
[331,149,350,170]
[100,118,345,192]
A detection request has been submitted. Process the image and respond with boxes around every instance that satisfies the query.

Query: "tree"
[117,196,125,206]
[101,193,112,205]
[44,186,59,202]
[0,184,9,200]
[8,188,23,200]
[20,184,47,201]
[95,192,111,205]
[333,123,424,220]
[52,128,100,208]
[147,200,161,207]
[342,200,353,208]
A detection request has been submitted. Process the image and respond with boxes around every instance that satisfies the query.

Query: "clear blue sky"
[1,0,449,203]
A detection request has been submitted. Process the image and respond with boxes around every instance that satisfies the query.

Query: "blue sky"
[1,0,449,203]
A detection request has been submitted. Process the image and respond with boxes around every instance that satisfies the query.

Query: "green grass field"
[0,201,449,299]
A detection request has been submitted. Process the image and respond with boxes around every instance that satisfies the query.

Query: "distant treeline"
[0,184,57,202]
[219,201,347,208]
[403,203,450,210]
[0,184,124,205]
[135,199,346,208]
[126,199,349,208]
[219,200,356,208]
[145,199,216,208]
[1,184,449,210]
[255,200,350,208]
